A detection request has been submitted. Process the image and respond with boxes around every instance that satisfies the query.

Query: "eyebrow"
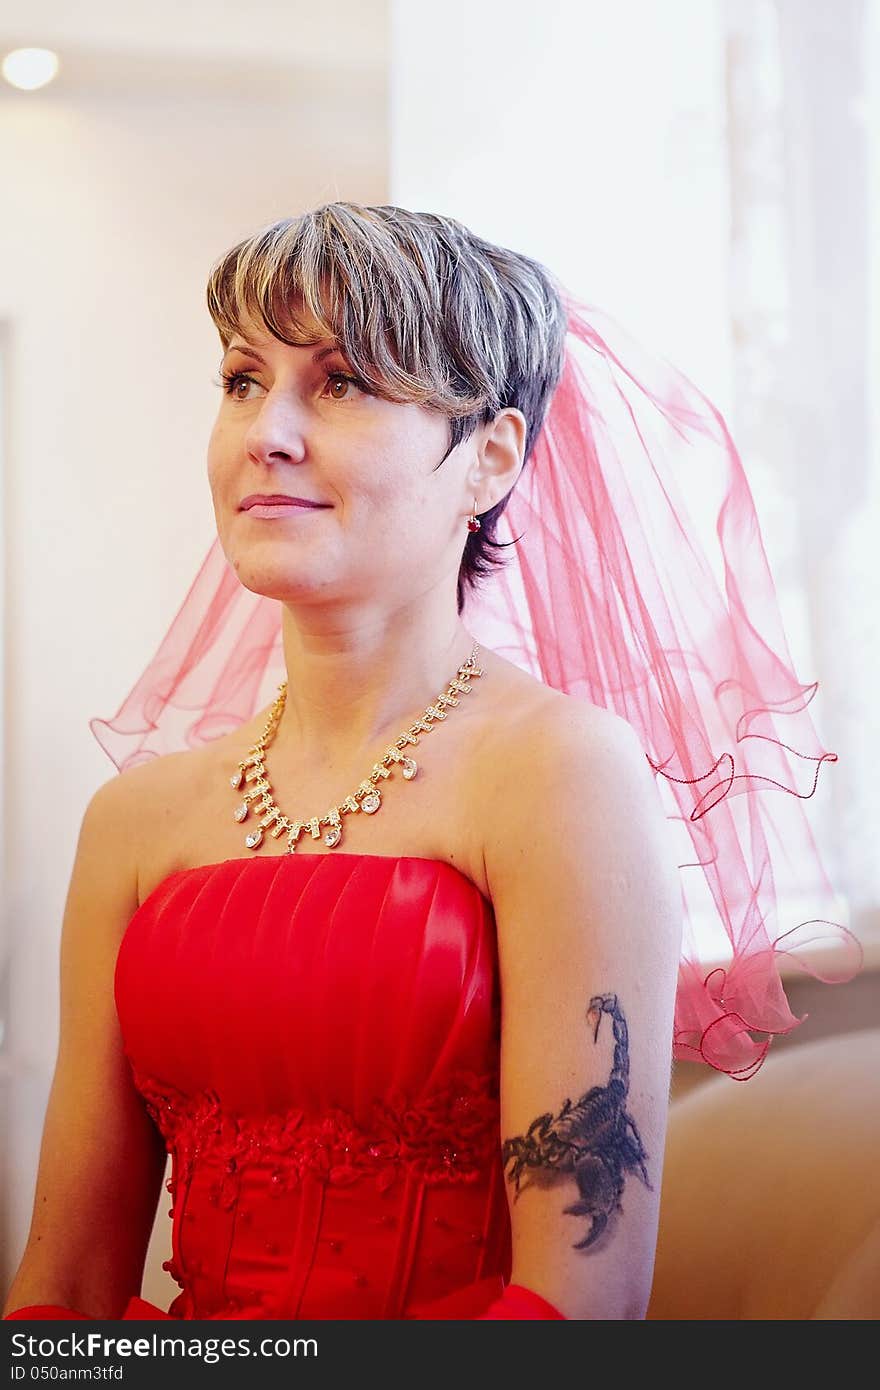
[222,341,344,366]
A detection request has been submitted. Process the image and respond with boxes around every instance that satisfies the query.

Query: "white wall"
[0,0,388,1291]
[391,0,733,409]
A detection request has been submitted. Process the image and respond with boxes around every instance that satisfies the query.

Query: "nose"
[244,392,309,468]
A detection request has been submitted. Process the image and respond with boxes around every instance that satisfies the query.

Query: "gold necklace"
[229,642,483,853]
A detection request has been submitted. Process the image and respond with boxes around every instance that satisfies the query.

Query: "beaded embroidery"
[131,1064,501,1201]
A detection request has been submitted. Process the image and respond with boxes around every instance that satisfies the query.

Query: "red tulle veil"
[89,289,863,1080]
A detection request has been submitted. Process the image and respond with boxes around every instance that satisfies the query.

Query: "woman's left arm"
[482,699,683,1320]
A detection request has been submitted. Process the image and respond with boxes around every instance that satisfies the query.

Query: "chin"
[227,552,315,599]
[241,574,319,603]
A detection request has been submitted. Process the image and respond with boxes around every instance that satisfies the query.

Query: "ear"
[470,408,527,509]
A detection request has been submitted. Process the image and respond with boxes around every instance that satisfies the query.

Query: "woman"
[3,203,854,1322]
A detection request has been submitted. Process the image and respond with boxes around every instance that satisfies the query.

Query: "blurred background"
[0,0,877,1312]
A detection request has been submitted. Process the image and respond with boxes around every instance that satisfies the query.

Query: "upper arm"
[4,771,168,1318]
[483,699,683,1320]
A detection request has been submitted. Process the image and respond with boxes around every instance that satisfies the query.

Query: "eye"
[322,371,364,402]
[215,369,367,403]
[217,369,258,401]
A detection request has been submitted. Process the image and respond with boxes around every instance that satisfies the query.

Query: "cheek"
[363,427,444,509]
[341,449,402,512]
[205,423,232,492]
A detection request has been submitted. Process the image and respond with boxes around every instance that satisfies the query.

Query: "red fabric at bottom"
[476,1283,566,1319]
[5,1285,565,1321]
[5,1305,93,1321]
[4,1298,173,1321]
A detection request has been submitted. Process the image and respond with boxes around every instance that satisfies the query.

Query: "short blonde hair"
[206,202,567,612]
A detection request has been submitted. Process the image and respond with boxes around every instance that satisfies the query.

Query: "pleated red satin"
[110,852,518,1320]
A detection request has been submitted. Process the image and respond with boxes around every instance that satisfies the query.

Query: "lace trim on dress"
[131,1064,502,1199]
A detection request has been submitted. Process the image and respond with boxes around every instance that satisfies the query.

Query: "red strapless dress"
[107,853,523,1319]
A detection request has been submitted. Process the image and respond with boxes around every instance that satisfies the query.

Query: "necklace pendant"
[232,642,479,856]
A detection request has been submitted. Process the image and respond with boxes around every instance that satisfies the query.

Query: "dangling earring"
[466,497,481,533]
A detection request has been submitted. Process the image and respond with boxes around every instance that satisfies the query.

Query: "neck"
[272,602,478,769]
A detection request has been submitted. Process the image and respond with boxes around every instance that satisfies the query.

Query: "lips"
[240,494,328,510]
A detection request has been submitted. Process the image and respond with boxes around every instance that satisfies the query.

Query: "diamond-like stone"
[230,768,244,789]
[324,824,342,848]
[233,802,249,822]
[244,829,263,849]
[401,758,417,780]
[362,792,380,814]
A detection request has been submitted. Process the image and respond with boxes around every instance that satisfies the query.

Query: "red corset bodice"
[114,852,512,1319]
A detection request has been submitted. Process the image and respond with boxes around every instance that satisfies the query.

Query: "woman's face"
[207,311,474,610]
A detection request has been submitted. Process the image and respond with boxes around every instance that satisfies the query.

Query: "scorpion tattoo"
[501,993,652,1251]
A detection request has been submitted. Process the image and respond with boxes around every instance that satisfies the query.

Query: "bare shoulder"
[80,758,162,866]
[474,678,647,818]
[93,745,207,826]
[474,684,660,900]
[67,769,144,927]
[515,691,656,820]
[96,742,218,898]
[519,688,642,747]
[475,646,641,747]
